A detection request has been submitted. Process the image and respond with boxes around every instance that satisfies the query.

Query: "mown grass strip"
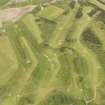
[17,21,59,105]
[89,0,105,11]
[21,13,43,44]
[0,0,9,6]
[89,20,105,49]
[42,48,60,81]
[65,6,102,103]
[66,6,96,49]
[36,5,64,21]
[0,35,18,87]
[0,37,37,105]
[73,42,101,104]
[47,4,80,48]
[1,24,38,105]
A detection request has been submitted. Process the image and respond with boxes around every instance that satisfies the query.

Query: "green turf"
[36,5,64,21]
[0,0,105,105]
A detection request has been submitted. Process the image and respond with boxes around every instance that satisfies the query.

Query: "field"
[0,0,105,105]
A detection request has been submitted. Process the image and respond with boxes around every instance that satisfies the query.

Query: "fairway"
[0,0,105,105]
[0,35,18,87]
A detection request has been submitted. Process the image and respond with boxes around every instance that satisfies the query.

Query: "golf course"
[0,0,105,105]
